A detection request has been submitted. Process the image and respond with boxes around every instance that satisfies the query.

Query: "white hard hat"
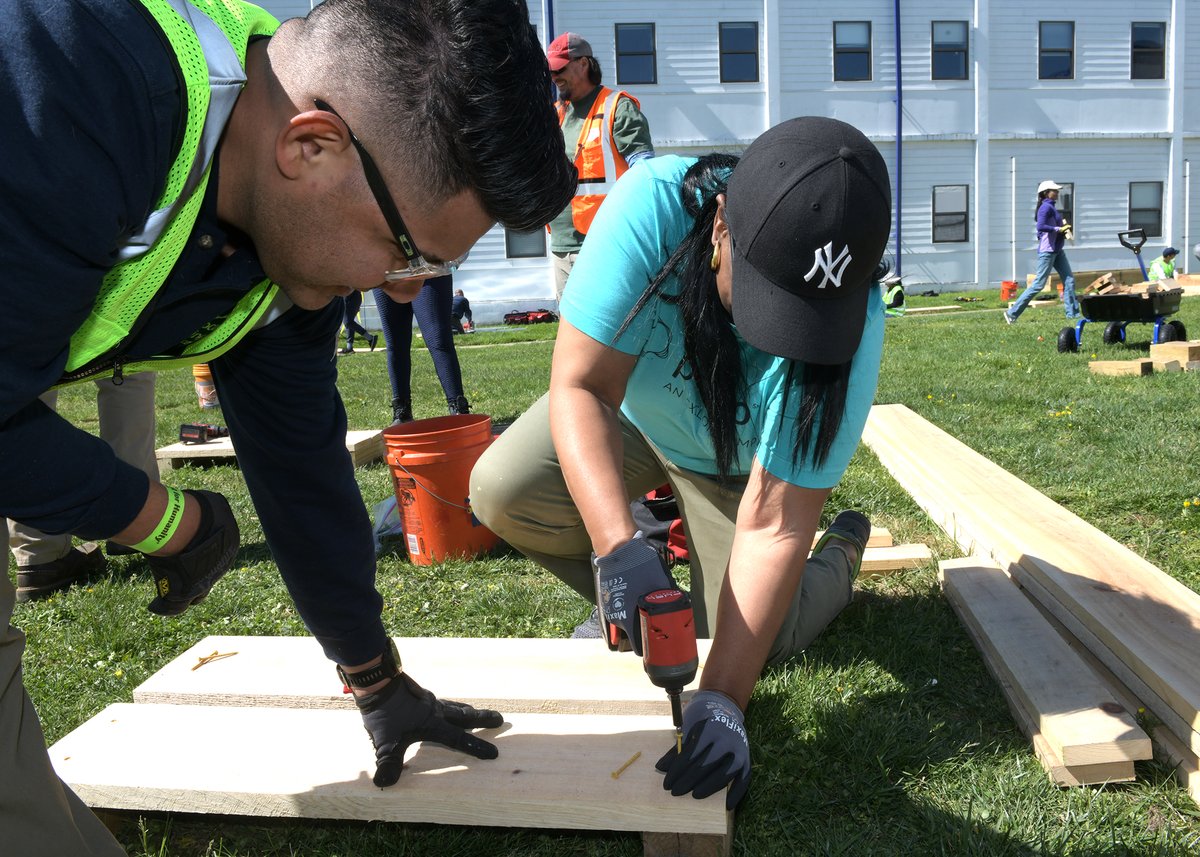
[1038,180,1062,194]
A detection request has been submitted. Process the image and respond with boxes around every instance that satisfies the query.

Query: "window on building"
[1056,183,1075,236]
[931,21,968,80]
[615,23,656,85]
[833,22,871,82]
[932,185,969,243]
[1129,182,1163,237]
[505,227,546,259]
[1039,21,1074,80]
[719,22,759,83]
[1131,22,1166,80]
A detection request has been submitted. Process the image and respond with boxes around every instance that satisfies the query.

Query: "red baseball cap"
[547,32,592,72]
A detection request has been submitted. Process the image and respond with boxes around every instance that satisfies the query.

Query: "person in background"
[1148,246,1179,282]
[547,32,654,301]
[8,373,159,601]
[1004,179,1079,323]
[472,117,892,810]
[337,290,379,354]
[881,271,905,317]
[0,1,574,853]
[451,287,473,333]
[374,273,472,423]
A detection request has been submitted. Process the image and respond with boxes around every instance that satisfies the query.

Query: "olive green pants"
[0,553,127,856]
[470,393,855,663]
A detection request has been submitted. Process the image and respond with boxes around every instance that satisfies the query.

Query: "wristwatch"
[336,639,402,689]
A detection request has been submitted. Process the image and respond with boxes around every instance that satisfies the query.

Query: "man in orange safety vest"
[547,32,655,300]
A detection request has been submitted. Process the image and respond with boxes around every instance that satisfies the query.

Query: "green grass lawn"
[14,295,1200,856]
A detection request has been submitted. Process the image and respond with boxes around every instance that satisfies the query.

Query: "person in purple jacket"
[1004,179,1079,323]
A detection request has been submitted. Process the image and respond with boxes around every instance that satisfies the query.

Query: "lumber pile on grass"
[863,404,1200,799]
[1095,279,1184,298]
[51,638,731,857]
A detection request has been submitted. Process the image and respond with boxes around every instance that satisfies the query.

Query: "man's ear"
[275,109,351,180]
[710,193,729,247]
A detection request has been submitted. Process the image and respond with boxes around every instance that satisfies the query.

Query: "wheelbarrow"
[1056,290,1186,352]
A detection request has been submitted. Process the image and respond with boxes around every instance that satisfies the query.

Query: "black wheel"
[1167,320,1187,341]
[1102,322,1124,345]
[1158,321,1180,343]
[1057,326,1078,353]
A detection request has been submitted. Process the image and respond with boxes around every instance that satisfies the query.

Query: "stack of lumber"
[1095,279,1183,297]
[50,637,731,857]
[1081,272,1117,294]
[1150,340,1200,372]
[863,404,1200,800]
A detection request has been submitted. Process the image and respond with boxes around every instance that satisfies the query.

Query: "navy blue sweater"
[0,0,387,665]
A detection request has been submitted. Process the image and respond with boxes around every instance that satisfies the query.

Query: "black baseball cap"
[726,117,892,365]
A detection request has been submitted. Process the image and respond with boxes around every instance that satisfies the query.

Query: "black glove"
[354,670,504,787]
[592,532,673,656]
[656,690,751,810]
[145,490,239,616]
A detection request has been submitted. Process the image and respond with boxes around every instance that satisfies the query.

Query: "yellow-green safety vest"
[60,0,281,387]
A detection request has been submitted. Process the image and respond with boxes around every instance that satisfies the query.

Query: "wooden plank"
[905,305,963,314]
[1088,359,1152,377]
[1149,340,1200,365]
[134,636,711,714]
[157,429,384,469]
[862,404,1200,757]
[939,559,1149,768]
[1013,574,1200,804]
[858,543,933,578]
[49,704,730,838]
[812,526,892,549]
[1151,359,1182,374]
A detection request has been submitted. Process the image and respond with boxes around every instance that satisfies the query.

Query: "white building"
[259,1,1200,319]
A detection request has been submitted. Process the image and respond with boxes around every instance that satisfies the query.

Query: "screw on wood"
[610,750,641,780]
[191,650,238,671]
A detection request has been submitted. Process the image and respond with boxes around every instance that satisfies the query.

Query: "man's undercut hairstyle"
[306,0,575,231]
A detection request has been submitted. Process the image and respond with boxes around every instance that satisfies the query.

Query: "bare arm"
[702,460,831,709]
[548,320,639,555]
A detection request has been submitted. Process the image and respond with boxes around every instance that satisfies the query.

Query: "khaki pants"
[8,373,158,565]
[470,394,855,663]
[0,553,127,855]
[551,251,578,303]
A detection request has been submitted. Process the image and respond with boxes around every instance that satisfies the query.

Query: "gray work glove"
[355,672,504,787]
[145,490,239,616]
[592,531,674,656]
[655,690,751,810]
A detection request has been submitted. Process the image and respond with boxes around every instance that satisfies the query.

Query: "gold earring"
[710,242,721,272]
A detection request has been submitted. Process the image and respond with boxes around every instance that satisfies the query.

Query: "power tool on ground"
[637,588,699,752]
[179,423,229,444]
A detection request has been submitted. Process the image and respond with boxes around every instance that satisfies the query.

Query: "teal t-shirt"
[560,156,884,489]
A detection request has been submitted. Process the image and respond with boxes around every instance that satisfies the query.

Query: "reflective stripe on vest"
[558,87,637,235]
[62,0,280,384]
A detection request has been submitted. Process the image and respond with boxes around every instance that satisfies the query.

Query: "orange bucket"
[192,363,219,409]
[383,414,499,565]
[1000,281,1018,300]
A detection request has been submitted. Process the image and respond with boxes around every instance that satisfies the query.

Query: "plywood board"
[157,429,384,469]
[863,404,1200,757]
[134,636,712,714]
[49,704,730,836]
[939,559,1149,767]
[1088,359,1152,377]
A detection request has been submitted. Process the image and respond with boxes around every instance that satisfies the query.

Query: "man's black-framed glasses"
[314,99,465,282]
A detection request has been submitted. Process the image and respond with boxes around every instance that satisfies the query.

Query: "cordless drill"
[637,588,699,752]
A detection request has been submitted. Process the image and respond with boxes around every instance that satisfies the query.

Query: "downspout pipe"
[546,0,555,45]
[893,0,902,276]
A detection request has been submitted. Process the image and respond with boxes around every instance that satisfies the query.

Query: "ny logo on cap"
[804,242,853,289]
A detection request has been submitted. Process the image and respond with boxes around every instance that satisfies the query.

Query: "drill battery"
[179,423,229,444]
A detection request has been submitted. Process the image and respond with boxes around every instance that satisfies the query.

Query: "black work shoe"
[813,510,871,581]
[146,490,240,616]
[105,540,137,556]
[337,345,354,355]
[368,333,380,352]
[391,398,413,425]
[16,543,106,602]
[448,395,471,415]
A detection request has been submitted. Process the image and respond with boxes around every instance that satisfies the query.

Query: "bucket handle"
[391,459,471,511]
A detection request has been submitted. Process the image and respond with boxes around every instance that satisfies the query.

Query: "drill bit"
[669,689,683,753]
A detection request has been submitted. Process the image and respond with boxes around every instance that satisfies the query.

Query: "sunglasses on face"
[314,99,465,282]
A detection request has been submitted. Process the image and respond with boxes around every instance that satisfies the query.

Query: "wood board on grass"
[939,558,1148,775]
[858,544,933,577]
[862,404,1200,759]
[49,704,730,838]
[1088,359,1153,377]
[157,429,384,469]
[135,636,712,714]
